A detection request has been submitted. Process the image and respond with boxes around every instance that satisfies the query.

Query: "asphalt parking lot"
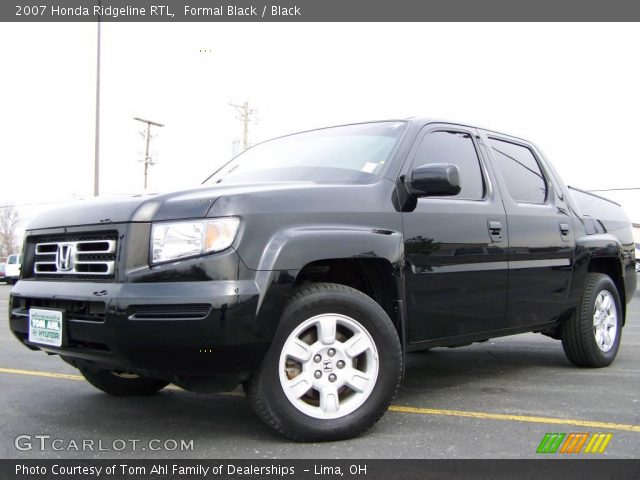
[0,282,638,459]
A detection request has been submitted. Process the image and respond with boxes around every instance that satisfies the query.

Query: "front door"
[402,125,509,343]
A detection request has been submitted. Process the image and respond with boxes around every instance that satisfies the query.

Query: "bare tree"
[0,206,21,257]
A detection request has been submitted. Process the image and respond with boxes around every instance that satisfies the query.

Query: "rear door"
[402,124,509,343]
[482,132,574,328]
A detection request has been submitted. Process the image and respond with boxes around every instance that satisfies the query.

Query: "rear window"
[489,138,547,204]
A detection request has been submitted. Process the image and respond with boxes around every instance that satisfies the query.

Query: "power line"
[2,183,638,212]
[0,193,141,210]
[0,200,70,210]
[588,187,640,192]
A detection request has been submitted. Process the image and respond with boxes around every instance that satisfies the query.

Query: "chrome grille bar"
[34,239,116,276]
[35,240,116,255]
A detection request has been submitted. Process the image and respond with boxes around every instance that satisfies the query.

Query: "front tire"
[246,283,402,441]
[561,273,622,368]
[79,368,169,396]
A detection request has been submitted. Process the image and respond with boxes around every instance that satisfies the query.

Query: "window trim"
[409,128,489,202]
[487,136,550,206]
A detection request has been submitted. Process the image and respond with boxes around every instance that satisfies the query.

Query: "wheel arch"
[247,227,406,352]
[587,256,626,323]
[292,257,404,334]
[571,233,629,325]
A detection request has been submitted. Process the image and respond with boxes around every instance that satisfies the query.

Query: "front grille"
[33,232,118,280]
[12,297,106,323]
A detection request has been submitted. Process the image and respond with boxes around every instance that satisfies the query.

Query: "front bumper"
[9,279,268,379]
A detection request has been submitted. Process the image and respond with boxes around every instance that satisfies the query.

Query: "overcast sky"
[1,22,639,229]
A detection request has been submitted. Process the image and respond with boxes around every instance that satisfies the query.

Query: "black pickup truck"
[9,119,636,441]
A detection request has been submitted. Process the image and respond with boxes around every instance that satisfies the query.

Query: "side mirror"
[408,163,461,197]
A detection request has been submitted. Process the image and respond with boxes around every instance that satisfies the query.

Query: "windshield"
[205,121,407,185]
[8,255,18,265]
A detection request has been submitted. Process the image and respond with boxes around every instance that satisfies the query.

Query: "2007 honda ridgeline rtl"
[10,119,636,441]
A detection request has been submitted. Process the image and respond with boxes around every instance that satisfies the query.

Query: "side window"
[489,138,547,204]
[413,131,485,200]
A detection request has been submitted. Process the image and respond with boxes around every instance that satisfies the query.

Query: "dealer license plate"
[28,308,63,347]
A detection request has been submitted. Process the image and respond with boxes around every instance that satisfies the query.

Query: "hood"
[27,182,314,230]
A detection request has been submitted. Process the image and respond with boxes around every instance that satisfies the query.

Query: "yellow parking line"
[0,367,242,396]
[388,405,640,433]
[1,367,638,432]
[0,367,85,381]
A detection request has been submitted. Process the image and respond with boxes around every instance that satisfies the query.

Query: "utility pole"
[133,117,164,190]
[93,0,102,196]
[230,101,257,151]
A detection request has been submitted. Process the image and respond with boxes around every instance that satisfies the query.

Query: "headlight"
[151,217,240,264]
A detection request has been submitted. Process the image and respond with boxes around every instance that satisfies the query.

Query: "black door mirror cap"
[408,163,461,197]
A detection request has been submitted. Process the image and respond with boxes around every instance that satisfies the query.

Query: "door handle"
[488,221,503,242]
[560,223,570,236]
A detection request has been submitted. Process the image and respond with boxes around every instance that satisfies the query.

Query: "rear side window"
[489,138,547,204]
[413,131,485,200]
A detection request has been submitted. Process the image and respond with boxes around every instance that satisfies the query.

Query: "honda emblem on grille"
[56,244,75,271]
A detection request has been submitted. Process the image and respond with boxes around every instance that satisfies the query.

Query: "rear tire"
[79,368,168,396]
[246,283,402,442]
[561,273,622,368]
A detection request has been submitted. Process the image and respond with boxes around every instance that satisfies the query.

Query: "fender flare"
[570,233,628,319]
[253,225,404,272]
[246,226,408,360]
